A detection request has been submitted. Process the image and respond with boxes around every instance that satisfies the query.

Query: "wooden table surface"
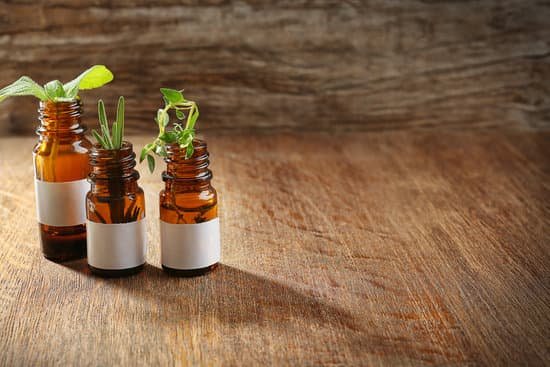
[0,132,548,366]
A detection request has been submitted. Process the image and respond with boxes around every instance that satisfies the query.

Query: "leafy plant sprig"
[139,88,199,173]
[92,96,125,150]
[0,65,113,103]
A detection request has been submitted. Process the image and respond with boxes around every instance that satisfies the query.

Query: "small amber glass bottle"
[86,142,147,277]
[160,140,220,276]
[34,99,92,262]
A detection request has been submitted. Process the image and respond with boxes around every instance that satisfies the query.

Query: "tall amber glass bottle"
[160,140,220,276]
[34,99,91,262]
[86,142,146,277]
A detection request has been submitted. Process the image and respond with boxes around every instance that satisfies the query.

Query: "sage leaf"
[0,76,47,102]
[63,65,114,99]
[1,65,112,103]
[44,80,66,100]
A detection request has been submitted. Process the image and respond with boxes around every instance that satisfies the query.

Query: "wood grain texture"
[0,131,548,366]
[0,0,549,136]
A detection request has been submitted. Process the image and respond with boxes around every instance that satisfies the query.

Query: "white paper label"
[34,178,89,227]
[160,218,221,270]
[87,219,147,270]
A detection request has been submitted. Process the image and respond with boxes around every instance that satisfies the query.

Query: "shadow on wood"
[60,259,360,330]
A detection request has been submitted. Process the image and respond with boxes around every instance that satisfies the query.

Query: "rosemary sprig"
[92,96,125,149]
[139,88,199,173]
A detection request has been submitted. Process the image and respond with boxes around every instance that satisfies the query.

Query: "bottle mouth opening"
[38,99,82,115]
[165,139,208,162]
[38,98,80,106]
[37,99,83,133]
[161,170,212,183]
[89,141,138,179]
[90,141,133,155]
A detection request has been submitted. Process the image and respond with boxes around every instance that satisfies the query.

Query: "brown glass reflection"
[160,140,218,276]
[34,99,91,262]
[86,142,145,277]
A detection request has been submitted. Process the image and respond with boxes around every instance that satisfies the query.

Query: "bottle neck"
[88,142,140,196]
[163,140,212,190]
[36,99,85,137]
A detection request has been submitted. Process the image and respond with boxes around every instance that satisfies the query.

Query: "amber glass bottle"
[34,99,91,262]
[160,140,220,276]
[86,142,147,277]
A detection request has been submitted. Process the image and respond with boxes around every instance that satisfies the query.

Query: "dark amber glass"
[86,142,146,277]
[160,140,218,276]
[33,99,91,262]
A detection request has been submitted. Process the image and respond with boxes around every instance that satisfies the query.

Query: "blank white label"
[87,219,147,270]
[34,178,89,227]
[160,218,221,270]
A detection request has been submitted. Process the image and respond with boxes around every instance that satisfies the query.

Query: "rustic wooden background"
[0,0,549,135]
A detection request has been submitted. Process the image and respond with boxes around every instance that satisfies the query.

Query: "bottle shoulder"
[87,185,144,199]
[33,135,92,156]
[160,185,217,210]
[160,185,217,198]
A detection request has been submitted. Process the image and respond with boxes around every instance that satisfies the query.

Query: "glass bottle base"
[162,263,218,277]
[89,263,145,277]
[39,223,87,262]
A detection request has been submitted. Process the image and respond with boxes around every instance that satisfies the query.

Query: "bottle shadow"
[57,259,457,363]
[61,259,361,332]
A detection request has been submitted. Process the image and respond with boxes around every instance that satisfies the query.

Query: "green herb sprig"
[139,88,199,173]
[92,96,125,150]
[0,65,113,103]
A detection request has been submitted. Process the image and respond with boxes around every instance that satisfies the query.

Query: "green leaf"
[115,96,125,148]
[160,88,184,105]
[98,100,108,126]
[63,65,114,99]
[78,65,114,90]
[97,100,113,149]
[185,143,194,159]
[147,154,155,173]
[156,109,169,128]
[44,80,66,100]
[161,112,169,127]
[177,128,194,146]
[140,143,154,162]
[161,131,177,143]
[92,129,107,147]
[0,76,47,102]
[112,121,119,149]
[154,145,168,158]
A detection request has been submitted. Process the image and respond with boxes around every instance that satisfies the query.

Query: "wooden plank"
[0,1,549,135]
[0,131,548,366]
